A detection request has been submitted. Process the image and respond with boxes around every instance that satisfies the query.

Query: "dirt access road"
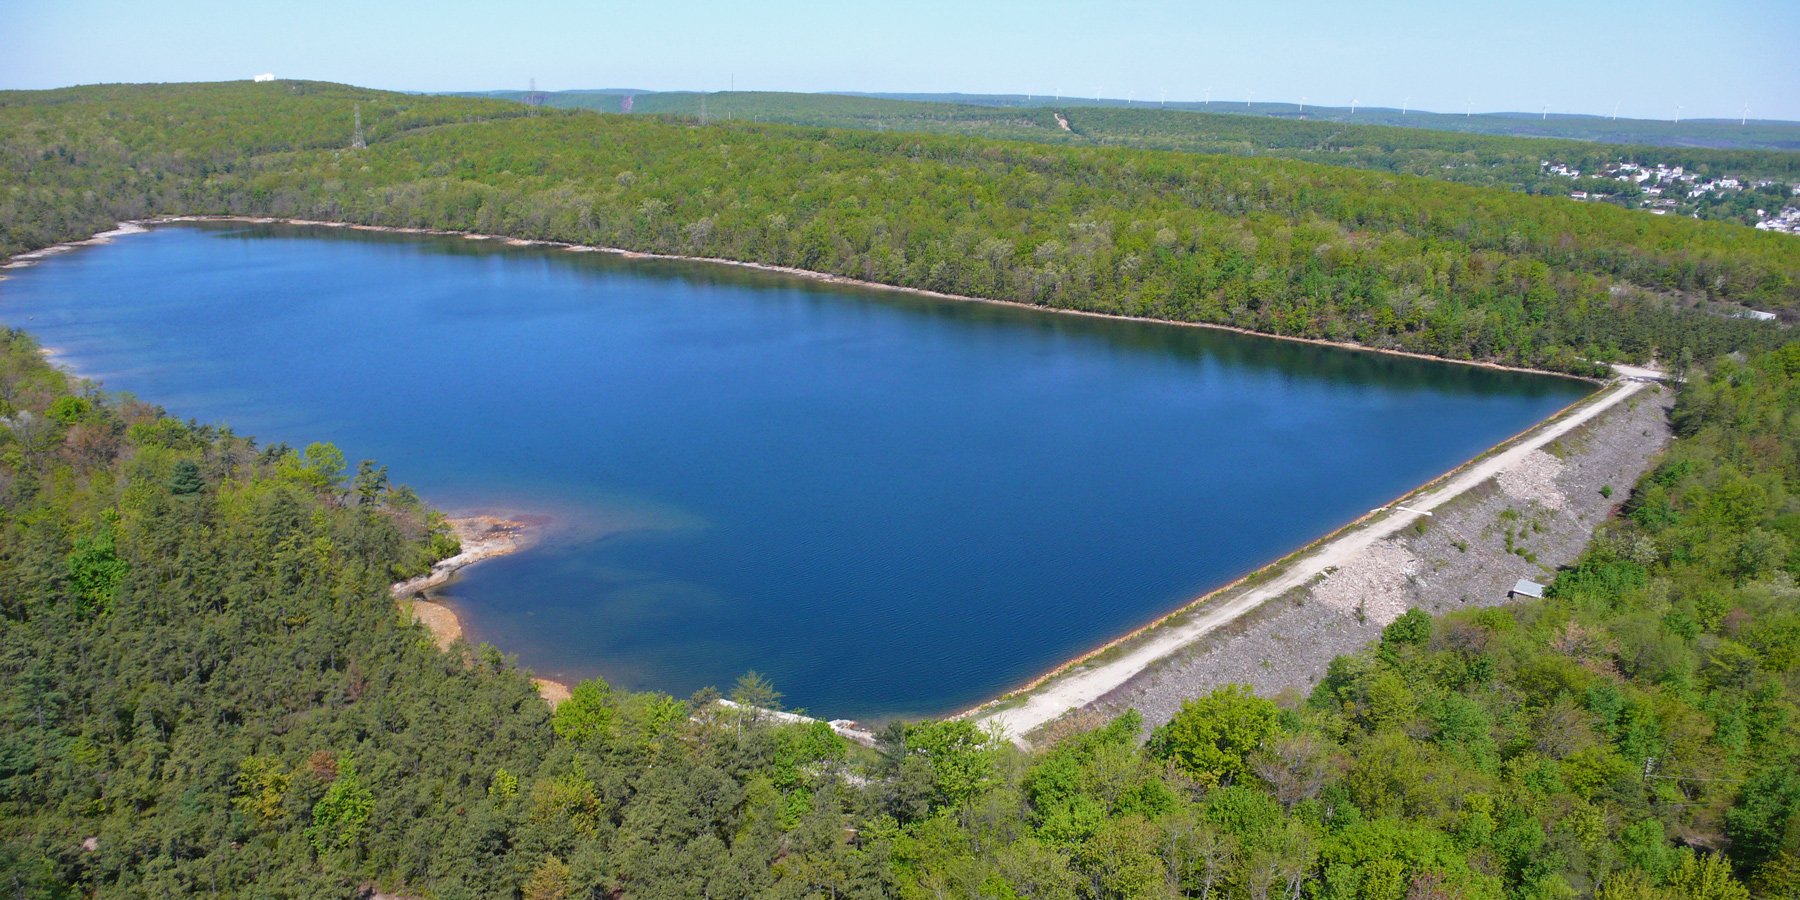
[970,373,1651,744]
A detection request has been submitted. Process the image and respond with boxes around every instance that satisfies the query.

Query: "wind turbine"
[1674,104,1683,124]
[1161,89,1167,107]
[1612,101,1620,120]
[1402,96,1411,115]
[1246,89,1254,108]
[1127,90,1134,106]
[1350,98,1359,115]
[1466,97,1472,117]
[1541,104,1548,120]
[1298,96,1307,112]
[1741,103,1750,125]
[1204,86,1212,105]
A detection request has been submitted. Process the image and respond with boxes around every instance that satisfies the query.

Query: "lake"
[0,223,1591,719]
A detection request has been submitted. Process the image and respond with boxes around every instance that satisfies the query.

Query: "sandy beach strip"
[391,515,533,596]
[1,221,149,270]
[390,515,573,707]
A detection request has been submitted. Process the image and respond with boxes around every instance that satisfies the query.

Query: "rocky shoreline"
[965,374,1659,744]
[392,515,534,597]
[1081,383,1676,740]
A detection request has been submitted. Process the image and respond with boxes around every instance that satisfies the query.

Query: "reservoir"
[0,223,1591,719]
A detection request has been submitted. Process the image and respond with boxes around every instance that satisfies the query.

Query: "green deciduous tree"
[552,677,615,746]
[305,756,374,853]
[65,524,126,612]
[1149,685,1280,787]
[903,719,998,810]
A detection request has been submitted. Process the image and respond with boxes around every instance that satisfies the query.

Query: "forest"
[1,81,1799,898]
[840,93,1800,153]
[544,91,1800,187]
[488,90,1800,155]
[2,286,1799,899]
[3,81,1798,376]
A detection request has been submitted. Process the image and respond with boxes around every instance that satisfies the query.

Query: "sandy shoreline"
[1,221,148,273]
[5,225,150,386]
[5,215,1627,725]
[392,515,534,595]
[2,227,577,708]
[390,516,573,707]
[3,223,579,709]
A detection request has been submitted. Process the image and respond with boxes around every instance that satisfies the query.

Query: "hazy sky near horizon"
[4,0,1797,121]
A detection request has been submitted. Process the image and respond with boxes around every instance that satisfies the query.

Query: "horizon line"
[11,79,1798,128]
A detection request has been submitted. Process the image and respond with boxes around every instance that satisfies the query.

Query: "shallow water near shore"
[0,222,1591,719]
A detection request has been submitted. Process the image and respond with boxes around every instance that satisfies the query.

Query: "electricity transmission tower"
[352,104,365,149]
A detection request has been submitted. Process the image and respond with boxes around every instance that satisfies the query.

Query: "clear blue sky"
[5,0,1797,121]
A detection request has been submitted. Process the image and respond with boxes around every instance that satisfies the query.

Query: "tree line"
[2,318,1799,897]
[2,82,1797,376]
[1,82,1798,898]
[518,92,1800,213]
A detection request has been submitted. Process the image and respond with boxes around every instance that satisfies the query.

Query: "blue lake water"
[0,223,1591,719]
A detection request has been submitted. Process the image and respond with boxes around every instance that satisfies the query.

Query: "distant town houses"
[1534,156,1798,232]
[1756,207,1800,235]
[1688,177,1745,198]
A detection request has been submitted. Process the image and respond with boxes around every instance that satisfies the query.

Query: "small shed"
[1510,579,1546,600]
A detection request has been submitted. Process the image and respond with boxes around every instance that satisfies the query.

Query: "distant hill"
[843,92,1800,153]
[495,89,1800,170]
[461,89,1800,229]
[11,79,1798,367]
[457,88,1800,153]
[452,88,649,101]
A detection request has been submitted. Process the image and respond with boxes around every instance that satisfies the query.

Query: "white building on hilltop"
[253,74,276,83]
